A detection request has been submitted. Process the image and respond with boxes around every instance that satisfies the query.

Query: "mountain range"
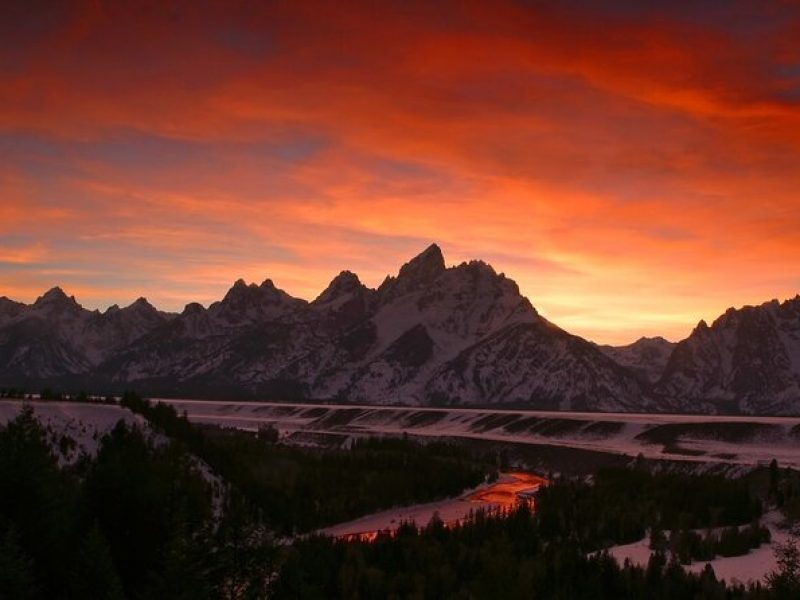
[1,244,798,414]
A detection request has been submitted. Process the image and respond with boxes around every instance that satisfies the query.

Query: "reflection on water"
[334,471,547,543]
[468,471,546,507]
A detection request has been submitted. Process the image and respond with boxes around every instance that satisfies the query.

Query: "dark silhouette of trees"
[767,533,800,600]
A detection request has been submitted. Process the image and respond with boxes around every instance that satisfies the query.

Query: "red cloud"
[1,0,799,343]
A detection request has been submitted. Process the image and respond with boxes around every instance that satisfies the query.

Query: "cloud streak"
[1,0,799,343]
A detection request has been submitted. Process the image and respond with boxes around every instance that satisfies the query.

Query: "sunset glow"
[2,1,800,343]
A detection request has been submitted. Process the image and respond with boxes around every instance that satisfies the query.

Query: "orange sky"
[1,0,799,344]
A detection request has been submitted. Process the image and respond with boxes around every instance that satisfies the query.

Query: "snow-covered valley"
[3,397,797,589]
[157,398,800,469]
[605,511,796,585]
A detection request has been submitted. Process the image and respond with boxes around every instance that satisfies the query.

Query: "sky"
[1,0,799,344]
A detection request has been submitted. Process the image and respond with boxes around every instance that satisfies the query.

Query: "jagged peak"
[313,270,366,305]
[34,286,80,308]
[379,244,446,298]
[460,259,495,272]
[609,335,676,352]
[635,335,674,345]
[128,297,156,311]
[708,295,800,329]
[448,259,527,300]
[326,270,363,291]
[182,302,205,316]
[39,286,67,300]
[398,244,445,279]
[105,304,121,314]
[214,276,305,316]
[260,278,303,301]
[257,278,302,302]
[452,259,504,281]
[332,270,361,285]
[222,278,261,301]
[0,295,24,307]
[780,295,800,308]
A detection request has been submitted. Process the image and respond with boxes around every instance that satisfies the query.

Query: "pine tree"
[767,532,800,600]
[67,525,125,600]
[0,525,38,600]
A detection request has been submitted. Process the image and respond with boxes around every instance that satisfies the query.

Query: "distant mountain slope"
[429,321,653,411]
[599,337,676,384]
[1,246,799,414]
[655,297,800,414]
[0,288,174,380]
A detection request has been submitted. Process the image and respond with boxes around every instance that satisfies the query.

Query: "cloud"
[0,0,799,343]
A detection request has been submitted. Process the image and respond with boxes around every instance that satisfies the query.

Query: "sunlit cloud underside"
[1,1,799,344]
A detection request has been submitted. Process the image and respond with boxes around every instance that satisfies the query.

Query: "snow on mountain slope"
[655,297,800,414]
[1,246,799,414]
[96,244,582,407]
[428,321,652,411]
[208,278,307,326]
[319,254,543,404]
[0,288,174,379]
[599,336,676,383]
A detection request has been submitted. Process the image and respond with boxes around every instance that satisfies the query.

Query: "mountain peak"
[400,244,445,278]
[223,278,262,299]
[380,244,446,298]
[633,335,673,346]
[40,286,67,300]
[34,286,80,309]
[313,270,366,306]
[334,270,360,285]
[182,302,205,316]
[129,297,156,311]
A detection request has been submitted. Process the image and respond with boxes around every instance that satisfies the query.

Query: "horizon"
[2,1,800,345]
[6,241,800,347]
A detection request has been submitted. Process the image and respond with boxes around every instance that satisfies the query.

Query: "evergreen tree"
[0,524,38,600]
[66,525,125,600]
[767,533,800,600]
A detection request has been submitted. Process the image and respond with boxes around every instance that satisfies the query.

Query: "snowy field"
[606,511,796,585]
[0,400,152,462]
[157,399,800,469]
[0,400,227,512]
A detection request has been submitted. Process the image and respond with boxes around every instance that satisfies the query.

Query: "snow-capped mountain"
[655,297,800,414]
[1,246,799,414]
[101,245,646,410]
[0,288,174,380]
[428,321,653,411]
[598,337,676,384]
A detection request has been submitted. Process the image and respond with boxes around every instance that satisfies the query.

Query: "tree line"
[3,393,799,599]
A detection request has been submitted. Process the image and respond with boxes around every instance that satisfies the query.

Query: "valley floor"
[606,511,793,585]
[156,398,800,469]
